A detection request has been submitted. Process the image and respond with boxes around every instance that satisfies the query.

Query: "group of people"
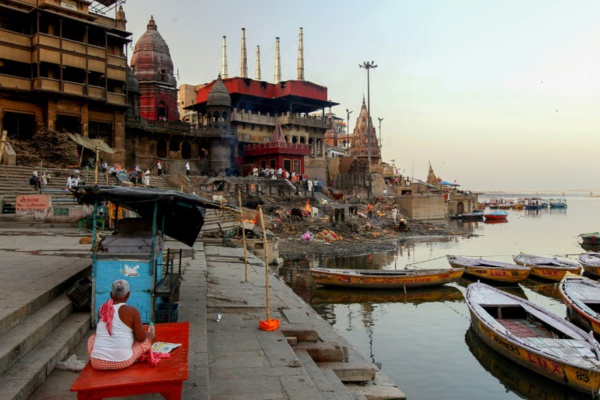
[29,171,52,190]
[251,166,295,181]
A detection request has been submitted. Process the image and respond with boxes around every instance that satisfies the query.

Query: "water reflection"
[310,285,464,306]
[520,278,562,300]
[465,328,589,400]
[580,242,600,252]
[456,275,529,299]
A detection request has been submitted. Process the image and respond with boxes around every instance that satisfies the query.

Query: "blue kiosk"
[72,185,222,325]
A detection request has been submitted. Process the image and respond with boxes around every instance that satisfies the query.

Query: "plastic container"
[155,303,179,323]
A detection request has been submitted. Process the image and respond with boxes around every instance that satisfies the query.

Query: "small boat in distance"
[579,252,600,278]
[446,255,530,283]
[449,211,484,221]
[466,282,600,395]
[484,211,508,221]
[309,267,464,289]
[580,232,600,246]
[559,274,600,338]
[549,198,568,209]
[513,253,581,282]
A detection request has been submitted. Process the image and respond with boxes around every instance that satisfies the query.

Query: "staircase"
[0,259,91,400]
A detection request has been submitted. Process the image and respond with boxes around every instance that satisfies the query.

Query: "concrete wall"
[396,194,446,220]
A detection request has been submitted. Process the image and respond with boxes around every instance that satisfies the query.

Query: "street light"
[345,109,353,149]
[359,61,377,196]
[377,117,383,153]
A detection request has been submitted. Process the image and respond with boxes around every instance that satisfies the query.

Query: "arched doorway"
[181,141,192,159]
[457,202,465,214]
[157,138,167,158]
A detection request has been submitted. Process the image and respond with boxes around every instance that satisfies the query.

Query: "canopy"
[66,133,115,154]
[72,185,235,247]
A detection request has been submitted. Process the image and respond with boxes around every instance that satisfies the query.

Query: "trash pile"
[301,229,343,243]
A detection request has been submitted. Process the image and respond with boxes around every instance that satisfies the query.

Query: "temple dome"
[127,67,139,93]
[207,76,231,107]
[130,16,177,87]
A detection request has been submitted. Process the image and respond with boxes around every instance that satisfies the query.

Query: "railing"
[0,29,30,47]
[107,92,126,105]
[63,81,84,95]
[87,85,105,99]
[33,77,60,91]
[0,74,31,90]
[245,142,309,151]
[230,109,329,129]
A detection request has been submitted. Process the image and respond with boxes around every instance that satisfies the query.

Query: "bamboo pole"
[94,147,99,184]
[258,205,270,320]
[238,190,249,282]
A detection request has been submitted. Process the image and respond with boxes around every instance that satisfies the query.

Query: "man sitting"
[88,279,155,370]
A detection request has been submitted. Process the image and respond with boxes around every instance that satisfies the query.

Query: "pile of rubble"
[12,128,79,167]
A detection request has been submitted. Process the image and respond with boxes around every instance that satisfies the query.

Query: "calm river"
[280,196,600,400]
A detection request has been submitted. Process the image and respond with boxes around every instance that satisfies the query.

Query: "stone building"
[349,98,381,168]
[0,0,131,164]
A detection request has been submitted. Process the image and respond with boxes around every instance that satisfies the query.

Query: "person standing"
[30,171,41,190]
[185,162,190,176]
[157,160,162,176]
[66,175,74,189]
[367,203,373,219]
[143,169,150,186]
[392,206,398,222]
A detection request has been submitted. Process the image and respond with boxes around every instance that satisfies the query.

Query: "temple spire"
[240,28,247,78]
[297,27,304,81]
[221,36,228,78]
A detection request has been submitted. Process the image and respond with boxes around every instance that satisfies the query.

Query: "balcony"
[63,81,84,95]
[33,77,60,91]
[244,142,310,157]
[107,92,126,106]
[230,109,329,129]
[107,55,127,68]
[0,29,30,48]
[87,85,104,99]
[63,39,86,54]
[0,74,31,91]
[279,113,328,129]
[34,34,60,49]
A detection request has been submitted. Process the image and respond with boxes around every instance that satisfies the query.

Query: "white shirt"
[157,162,162,170]
[185,163,190,171]
[66,177,73,188]
[91,303,134,362]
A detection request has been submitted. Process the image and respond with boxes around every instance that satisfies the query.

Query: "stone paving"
[0,227,405,399]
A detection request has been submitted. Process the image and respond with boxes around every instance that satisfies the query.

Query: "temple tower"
[349,98,381,164]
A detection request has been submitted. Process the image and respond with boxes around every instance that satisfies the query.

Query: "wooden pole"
[94,147,99,184]
[0,130,7,164]
[238,190,249,282]
[258,205,270,320]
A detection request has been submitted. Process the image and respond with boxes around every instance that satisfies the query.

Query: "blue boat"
[449,211,484,221]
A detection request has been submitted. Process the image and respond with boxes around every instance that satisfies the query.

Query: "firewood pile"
[12,128,79,167]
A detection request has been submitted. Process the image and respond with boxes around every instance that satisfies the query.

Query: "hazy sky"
[121,0,600,191]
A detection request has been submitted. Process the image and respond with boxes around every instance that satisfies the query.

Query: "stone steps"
[0,260,91,400]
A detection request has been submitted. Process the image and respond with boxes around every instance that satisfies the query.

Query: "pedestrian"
[157,160,162,176]
[101,161,108,174]
[307,179,313,194]
[185,161,190,176]
[252,166,258,177]
[367,203,373,219]
[383,189,388,196]
[66,175,74,189]
[41,172,48,187]
[392,206,398,222]
[143,169,150,186]
[29,171,41,190]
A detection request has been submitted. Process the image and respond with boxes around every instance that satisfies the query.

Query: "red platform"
[71,322,189,400]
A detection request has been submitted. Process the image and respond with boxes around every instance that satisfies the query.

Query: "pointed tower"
[221,36,228,78]
[255,45,261,81]
[205,75,237,171]
[426,162,440,185]
[349,97,381,164]
[297,27,304,81]
[274,37,281,84]
[130,16,179,121]
[240,28,247,78]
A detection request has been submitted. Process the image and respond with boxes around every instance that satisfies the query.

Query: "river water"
[279,196,600,400]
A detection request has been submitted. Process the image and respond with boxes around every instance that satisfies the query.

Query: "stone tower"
[130,16,179,122]
[205,76,237,172]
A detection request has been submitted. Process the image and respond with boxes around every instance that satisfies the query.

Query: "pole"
[378,117,384,153]
[258,205,270,321]
[360,61,377,197]
[345,109,353,152]
[94,147,99,184]
[0,130,7,164]
[238,190,249,282]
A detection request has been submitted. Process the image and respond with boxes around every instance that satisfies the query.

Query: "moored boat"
[513,253,581,282]
[449,211,484,221]
[467,281,600,394]
[579,253,600,278]
[447,255,530,283]
[550,198,568,209]
[308,267,464,289]
[559,274,600,338]
[484,211,508,221]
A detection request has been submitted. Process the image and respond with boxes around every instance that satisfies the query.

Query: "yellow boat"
[447,255,530,283]
[560,274,600,338]
[467,282,600,395]
[513,253,581,282]
[579,253,600,278]
[308,267,464,289]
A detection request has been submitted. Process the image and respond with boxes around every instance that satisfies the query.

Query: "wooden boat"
[559,274,600,338]
[498,203,513,210]
[512,203,524,210]
[580,233,600,246]
[513,253,581,282]
[449,211,483,221]
[310,285,464,306]
[308,267,464,289]
[580,253,600,278]
[484,211,508,221]
[447,255,530,283]
[550,198,568,209]
[467,281,600,394]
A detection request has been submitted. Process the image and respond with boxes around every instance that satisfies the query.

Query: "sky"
[119,0,600,192]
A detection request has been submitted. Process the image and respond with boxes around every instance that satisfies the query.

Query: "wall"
[396,194,446,220]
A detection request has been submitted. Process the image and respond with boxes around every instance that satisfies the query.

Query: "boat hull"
[309,268,464,289]
[468,283,600,394]
[580,253,600,278]
[560,275,600,337]
[447,256,530,283]
[513,255,581,282]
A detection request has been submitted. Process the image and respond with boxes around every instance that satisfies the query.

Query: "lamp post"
[377,117,383,153]
[345,109,353,150]
[359,61,377,196]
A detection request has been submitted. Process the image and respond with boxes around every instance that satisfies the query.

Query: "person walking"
[392,206,398,222]
[367,203,373,219]
[157,160,162,176]
[185,162,190,176]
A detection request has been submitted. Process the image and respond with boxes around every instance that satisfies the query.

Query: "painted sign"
[16,195,51,220]
[60,0,78,11]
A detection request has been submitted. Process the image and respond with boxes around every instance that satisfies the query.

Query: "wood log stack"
[11,128,79,167]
